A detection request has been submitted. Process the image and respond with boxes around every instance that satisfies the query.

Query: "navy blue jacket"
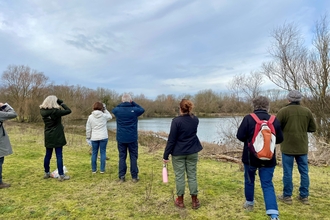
[163,114,203,160]
[236,110,284,167]
[112,101,145,143]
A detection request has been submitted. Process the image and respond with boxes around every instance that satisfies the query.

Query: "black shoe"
[0,182,11,189]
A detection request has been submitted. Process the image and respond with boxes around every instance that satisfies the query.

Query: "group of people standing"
[39,93,145,182]
[237,90,316,220]
[0,90,316,220]
[86,93,145,183]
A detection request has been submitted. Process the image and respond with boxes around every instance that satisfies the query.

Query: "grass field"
[0,122,329,220]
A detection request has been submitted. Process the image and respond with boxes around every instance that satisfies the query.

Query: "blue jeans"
[44,147,64,175]
[91,138,108,172]
[244,164,278,216]
[0,157,4,183]
[172,153,199,196]
[117,141,138,179]
[282,153,309,198]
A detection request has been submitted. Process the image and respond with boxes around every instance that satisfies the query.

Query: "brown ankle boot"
[175,195,185,208]
[191,195,200,209]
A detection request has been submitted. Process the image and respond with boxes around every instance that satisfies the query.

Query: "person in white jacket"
[86,102,112,173]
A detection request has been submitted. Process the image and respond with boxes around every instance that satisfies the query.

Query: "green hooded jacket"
[276,102,316,155]
[40,104,72,148]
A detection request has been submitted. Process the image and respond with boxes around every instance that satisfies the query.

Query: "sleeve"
[0,108,18,121]
[131,102,145,116]
[273,118,284,144]
[163,119,178,160]
[236,116,249,142]
[307,111,317,133]
[86,117,92,139]
[53,104,72,117]
[103,109,112,121]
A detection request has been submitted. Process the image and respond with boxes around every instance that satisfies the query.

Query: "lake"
[107,117,242,144]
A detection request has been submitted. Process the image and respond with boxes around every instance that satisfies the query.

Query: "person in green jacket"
[40,95,72,181]
[276,90,317,205]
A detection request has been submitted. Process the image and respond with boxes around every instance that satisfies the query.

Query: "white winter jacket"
[86,110,112,141]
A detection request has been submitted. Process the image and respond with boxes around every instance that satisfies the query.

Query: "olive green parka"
[276,102,317,155]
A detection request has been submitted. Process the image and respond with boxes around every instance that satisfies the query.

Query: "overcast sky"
[0,0,329,99]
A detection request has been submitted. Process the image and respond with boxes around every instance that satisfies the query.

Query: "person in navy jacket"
[112,93,144,183]
[236,96,283,220]
[163,99,203,209]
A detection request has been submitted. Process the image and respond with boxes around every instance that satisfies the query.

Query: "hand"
[57,99,63,105]
[86,138,92,146]
[163,159,169,163]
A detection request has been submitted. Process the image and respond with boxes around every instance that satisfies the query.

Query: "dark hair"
[180,99,194,115]
[93,102,103,111]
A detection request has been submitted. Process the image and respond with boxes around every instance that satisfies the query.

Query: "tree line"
[1,14,330,143]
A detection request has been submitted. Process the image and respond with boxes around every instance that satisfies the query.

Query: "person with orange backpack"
[236,96,283,220]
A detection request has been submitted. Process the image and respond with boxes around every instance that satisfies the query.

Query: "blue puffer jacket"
[112,101,145,143]
[236,110,284,167]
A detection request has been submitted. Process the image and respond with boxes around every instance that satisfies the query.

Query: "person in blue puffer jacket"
[112,93,144,183]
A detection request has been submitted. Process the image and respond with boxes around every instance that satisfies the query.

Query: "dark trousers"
[44,147,64,175]
[117,141,139,179]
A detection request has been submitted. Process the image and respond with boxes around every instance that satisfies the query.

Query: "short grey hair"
[122,93,132,102]
[252,96,270,111]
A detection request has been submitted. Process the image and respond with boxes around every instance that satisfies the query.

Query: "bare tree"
[228,71,264,104]
[262,15,330,141]
[262,22,307,91]
[1,65,49,122]
[303,15,330,140]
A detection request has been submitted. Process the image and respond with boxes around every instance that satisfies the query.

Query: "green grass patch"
[0,123,330,219]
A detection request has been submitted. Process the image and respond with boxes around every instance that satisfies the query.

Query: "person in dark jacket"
[163,99,203,210]
[40,95,72,181]
[236,96,283,220]
[276,90,316,205]
[112,93,144,183]
[0,102,17,189]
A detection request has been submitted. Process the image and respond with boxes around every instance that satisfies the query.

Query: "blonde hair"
[39,95,61,109]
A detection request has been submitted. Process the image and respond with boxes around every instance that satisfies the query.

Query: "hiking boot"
[297,195,309,205]
[191,195,200,209]
[58,175,70,181]
[43,172,50,179]
[132,178,139,183]
[243,202,254,211]
[175,195,185,208]
[277,195,292,204]
[0,182,11,189]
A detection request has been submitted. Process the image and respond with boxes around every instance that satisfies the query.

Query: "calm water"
[107,117,241,144]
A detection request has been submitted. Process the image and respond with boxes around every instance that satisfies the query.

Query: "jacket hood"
[92,110,103,118]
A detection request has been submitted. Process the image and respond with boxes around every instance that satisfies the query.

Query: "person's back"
[111,93,144,183]
[112,99,144,143]
[277,90,316,206]
[277,104,316,155]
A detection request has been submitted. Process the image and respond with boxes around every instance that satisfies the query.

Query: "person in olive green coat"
[40,95,72,181]
[276,90,317,205]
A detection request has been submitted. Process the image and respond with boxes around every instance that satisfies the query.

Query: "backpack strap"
[249,113,261,123]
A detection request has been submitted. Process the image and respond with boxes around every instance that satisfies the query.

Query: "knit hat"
[287,90,302,102]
